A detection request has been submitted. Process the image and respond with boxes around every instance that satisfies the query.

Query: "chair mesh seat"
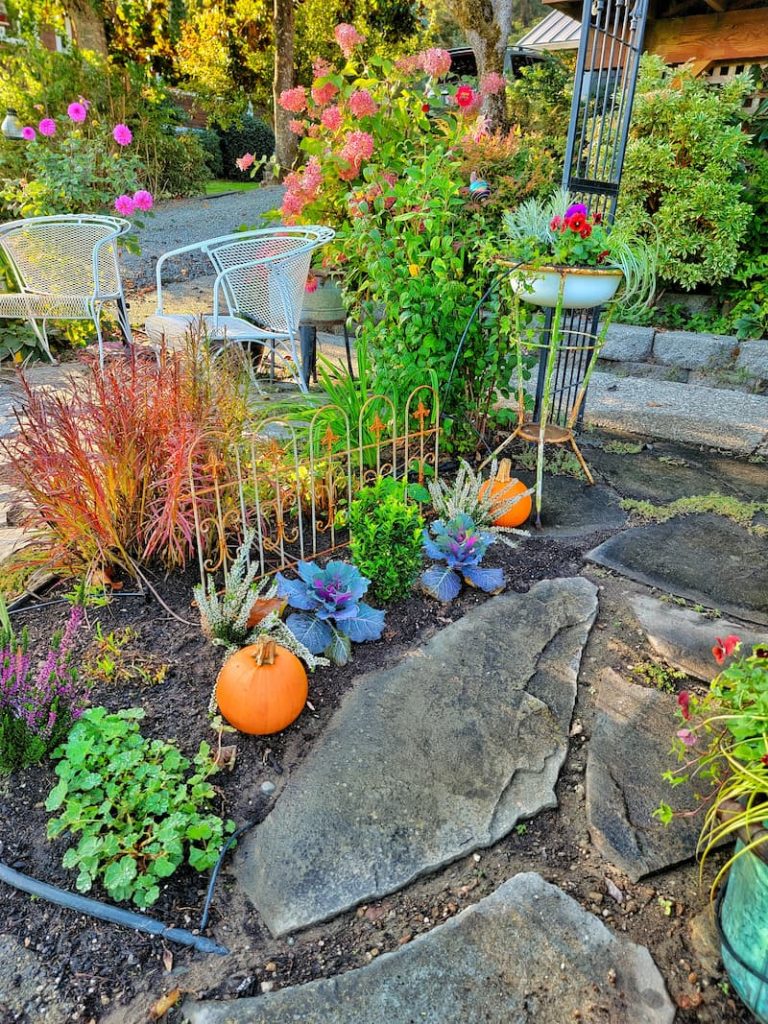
[0,293,95,320]
[144,313,283,345]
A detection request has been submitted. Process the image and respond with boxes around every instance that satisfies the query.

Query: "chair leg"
[116,297,134,349]
[27,318,56,363]
[94,314,105,371]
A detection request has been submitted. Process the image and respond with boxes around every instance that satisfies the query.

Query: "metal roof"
[516,11,581,51]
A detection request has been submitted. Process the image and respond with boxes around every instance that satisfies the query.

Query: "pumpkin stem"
[496,458,512,483]
[252,637,278,666]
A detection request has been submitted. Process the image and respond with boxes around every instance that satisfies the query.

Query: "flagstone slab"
[586,515,768,625]
[513,472,626,536]
[183,872,674,1024]
[586,669,701,881]
[234,578,598,937]
[629,593,767,681]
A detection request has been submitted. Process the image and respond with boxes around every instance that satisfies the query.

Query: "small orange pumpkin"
[246,596,287,630]
[216,637,308,735]
[478,458,532,527]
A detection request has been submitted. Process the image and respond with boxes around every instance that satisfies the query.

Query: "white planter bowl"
[510,265,623,310]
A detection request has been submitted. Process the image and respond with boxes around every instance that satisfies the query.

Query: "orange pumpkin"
[216,637,308,735]
[478,458,532,527]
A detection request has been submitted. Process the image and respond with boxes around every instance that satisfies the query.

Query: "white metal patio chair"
[144,226,335,393]
[0,214,134,368]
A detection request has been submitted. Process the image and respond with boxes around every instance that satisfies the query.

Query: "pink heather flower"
[419,48,452,78]
[279,86,307,114]
[321,105,343,132]
[21,126,36,141]
[38,118,56,137]
[480,72,506,96]
[236,152,255,171]
[289,119,306,136]
[305,275,319,294]
[334,23,365,58]
[133,189,153,212]
[349,90,378,118]
[312,79,339,107]
[114,194,135,216]
[676,729,696,748]
[67,101,87,123]
[113,123,133,146]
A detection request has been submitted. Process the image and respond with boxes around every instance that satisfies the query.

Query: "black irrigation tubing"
[0,860,229,956]
[198,818,260,933]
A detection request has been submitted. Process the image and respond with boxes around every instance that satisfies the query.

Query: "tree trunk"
[273,0,297,174]
[447,0,513,131]
[65,0,108,55]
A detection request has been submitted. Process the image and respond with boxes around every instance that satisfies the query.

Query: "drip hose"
[0,860,229,956]
[199,818,259,932]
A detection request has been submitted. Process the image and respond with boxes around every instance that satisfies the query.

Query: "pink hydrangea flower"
[279,86,307,114]
[38,118,56,137]
[113,123,133,146]
[334,23,365,58]
[311,79,339,107]
[236,152,255,171]
[21,126,36,141]
[395,55,420,74]
[341,130,374,163]
[67,101,88,123]
[479,72,507,96]
[348,90,378,118]
[114,194,135,216]
[313,57,332,80]
[281,157,323,224]
[133,189,153,212]
[289,119,306,136]
[321,105,343,132]
[419,48,452,78]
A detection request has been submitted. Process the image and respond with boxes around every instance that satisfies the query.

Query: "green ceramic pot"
[720,840,768,1022]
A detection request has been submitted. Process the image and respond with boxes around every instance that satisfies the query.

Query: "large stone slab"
[183,872,674,1024]
[600,323,655,362]
[514,472,626,537]
[587,515,768,625]
[234,578,598,937]
[629,593,768,681]
[0,934,74,1024]
[652,329,737,371]
[737,339,768,382]
[587,669,701,881]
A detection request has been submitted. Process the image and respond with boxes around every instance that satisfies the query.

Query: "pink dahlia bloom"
[114,194,135,216]
[419,48,452,78]
[279,86,307,114]
[38,118,56,137]
[348,90,378,118]
[334,23,365,58]
[113,123,133,146]
[479,72,507,96]
[321,105,343,132]
[289,119,306,136]
[21,126,36,141]
[133,189,154,212]
[311,79,339,107]
[67,101,88,123]
[236,152,255,171]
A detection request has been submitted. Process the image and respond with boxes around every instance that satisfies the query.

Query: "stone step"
[182,873,674,1024]
[585,373,768,455]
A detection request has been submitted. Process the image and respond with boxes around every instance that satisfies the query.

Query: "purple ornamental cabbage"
[421,514,505,602]
[276,560,385,665]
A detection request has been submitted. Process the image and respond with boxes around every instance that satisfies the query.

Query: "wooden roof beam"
[645,7,768,63]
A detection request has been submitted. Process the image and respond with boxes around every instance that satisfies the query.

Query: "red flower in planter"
[579,224,592,239]
[762,754,768,767]
[568,213,586,232]
[712,634,741,664]
[677,691,691,720]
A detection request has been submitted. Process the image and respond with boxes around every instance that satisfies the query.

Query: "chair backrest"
[0,215,129,299]
[206,227,335,333]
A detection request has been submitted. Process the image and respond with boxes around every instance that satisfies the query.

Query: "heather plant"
[45,706,234,908]
[0,600,89,775]
[348,477,424,603]
[427,459,529,547]
[276,559,385,666]
[421,514,505,602]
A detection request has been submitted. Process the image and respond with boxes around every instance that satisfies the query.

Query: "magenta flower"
[114,194,135,216]
[236,152,255,172]
[419,48,452,78]
[113,123,133,146]
[21,126,36,141]
[321,105,343,132]
[279,87,307,114]
[565,203,588,219]
[676,729,697,748]
[334,23,365,58]
[38,118,56,137]
[133,189,153,212]
[349,90,378,118]
[67,101,87,123]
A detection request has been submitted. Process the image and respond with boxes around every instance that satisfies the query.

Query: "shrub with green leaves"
[45,707,234,908]
[216,114,275,180]
[348,478,424,603]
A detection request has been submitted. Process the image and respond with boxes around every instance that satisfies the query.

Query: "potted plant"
[503,187,656,311]
[656,637,768,1022]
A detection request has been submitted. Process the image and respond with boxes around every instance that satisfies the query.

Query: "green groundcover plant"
[45,706,234,908]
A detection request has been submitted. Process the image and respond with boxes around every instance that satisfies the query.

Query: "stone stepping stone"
[234,578,598,937]
[586,668,701,882]
[183,872,674,1024]
[587,515,768,626]
[629,593,767,681]
[514,472,626,536]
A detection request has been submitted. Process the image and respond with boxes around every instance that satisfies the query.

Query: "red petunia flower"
[677,691,691,720]
[712,634,741,664]
[568,213,586,232]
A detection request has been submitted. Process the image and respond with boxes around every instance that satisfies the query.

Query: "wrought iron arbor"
[533,0,650,424]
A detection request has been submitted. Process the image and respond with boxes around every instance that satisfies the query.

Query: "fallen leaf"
[149,988,181,1019]
[605,878,624,903]
[214,744,238,771]
[162,948,173,972]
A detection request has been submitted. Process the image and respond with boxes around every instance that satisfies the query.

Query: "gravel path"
[120,186,284,291]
